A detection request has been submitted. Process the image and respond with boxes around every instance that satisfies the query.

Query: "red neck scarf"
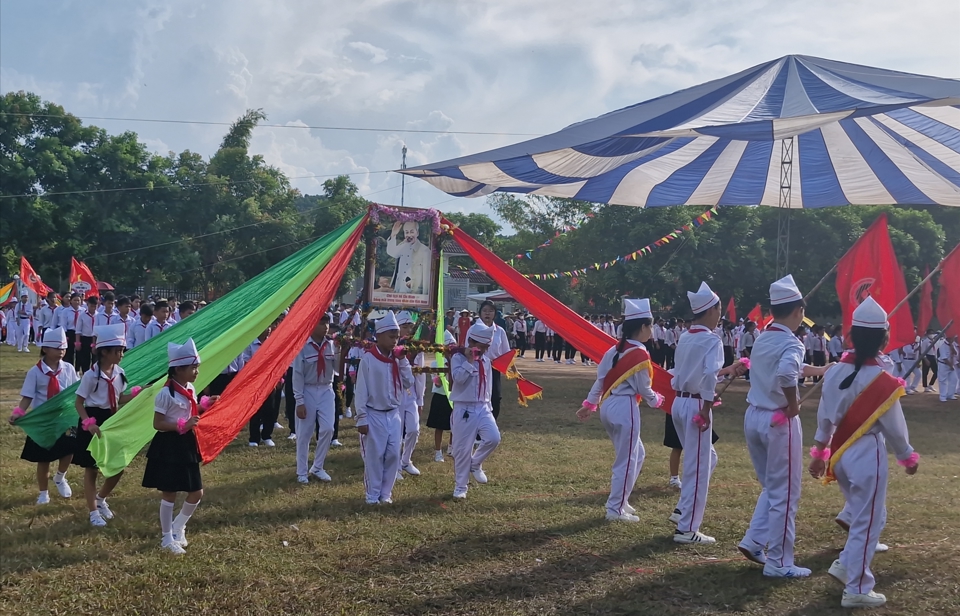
[310,339,326,380]
[97,365,119,413]
[167,379,198,417]
[687,325,711,334]
[476,355,487,399]
[73,309,80,329]
[839,353,880,367]
[368,345,401,396]
[38,361,62,400]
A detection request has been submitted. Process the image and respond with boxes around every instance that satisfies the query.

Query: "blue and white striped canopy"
[400,55,960,208]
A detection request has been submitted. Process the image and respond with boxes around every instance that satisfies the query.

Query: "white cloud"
[347,41,388,64]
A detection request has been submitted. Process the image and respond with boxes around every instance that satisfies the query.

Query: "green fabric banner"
[434,253,450,396]
[16,215,366,475]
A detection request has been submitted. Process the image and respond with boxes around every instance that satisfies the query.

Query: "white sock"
[96,495,107,505]
[174,500,200,530]
[670,475,679,481]
[38,490,49,497]
[54,470,66,482]
[160,500,175,535]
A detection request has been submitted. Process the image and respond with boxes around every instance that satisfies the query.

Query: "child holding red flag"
[577,298,663,522]
[142,338,214,555]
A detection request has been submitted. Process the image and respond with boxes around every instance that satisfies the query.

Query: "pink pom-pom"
[392,345,406,358]
[739,358,751,369]
[81,417,98,432]
[897,452,920,467]
[582,399,598,412]
[692,413,708,428]
[896,377,907,388]
[74,341,81,350]
[771,410,789,426]
[653,392,665,409]
[11,406,25,420]
[810,446,831,461]
[130,385,143,398]
[433,376,442,387]
[177,417,188,435]
[199,396,213,411]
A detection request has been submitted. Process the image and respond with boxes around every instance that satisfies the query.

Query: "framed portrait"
[366,211,438,309]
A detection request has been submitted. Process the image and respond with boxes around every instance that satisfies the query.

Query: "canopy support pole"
[776,137,794,278]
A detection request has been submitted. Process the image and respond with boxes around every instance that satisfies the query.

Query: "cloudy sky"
[2,0,957,223]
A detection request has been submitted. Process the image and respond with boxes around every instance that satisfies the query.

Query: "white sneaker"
[288,433,297,440]
[309,468,332,482]
[380,497,393,504]
[297,475,309,484]
[452,488,468,500]
[273,422,283,429]
[263,439,276,447]
[762,564,811,578]
[96,499,114,520]
[365,498,380,505]
[737,540,767,565]
[161,536,186,555]
[925,386,934,392]
[623,503,636,515]
[330,439,343,447]
[471,468,488,484]
[668,476,682,490]
[402,463,421,476]
[841,590,886,608]
[172,527,188,547]
[668,508,682,524]
[605,511,640,523]
[875,542,889,553]
[446,447,454,458]
[828,559,846,584]
[433,450,445,463]
[36,491,50,505]
[344,408,353,419]
[248,441,259,447]
[54,477,72,498]
[396,470,404,481]
[89,510,107,527]
[673,530,716,544]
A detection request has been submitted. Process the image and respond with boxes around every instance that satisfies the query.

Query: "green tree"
[312,175,370,296]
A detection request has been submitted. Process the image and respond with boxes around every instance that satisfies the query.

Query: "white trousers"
[901,360,921,391]
[834,432,888,595]
[599,395,644,516]
[15,319,31,351]
[742,406,803,568]
[939,365,957,400]
[358,408,402,502]
[295,385,335,476]
[672,397,717,533]
[399,395,421,468]
[450,401,501,492]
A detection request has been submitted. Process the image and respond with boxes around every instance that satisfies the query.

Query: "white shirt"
[814,362,914,460]
[532,320,548,334]
[670,324,724,401]
[938,341,956,366]
[920,336,938,356]
[38,303,58,328]
[513,320,527,335]
[450,351,492,404]
[93,310,121,328]
[153,381,197,422]
[585,340,659,407]
[827,335,844,356]
[77,309,98,337]
[737,330,756,353]
[15,302,34,321]
[75,364,127,410]
[60,306,84,332]
[354,348,413,424]
[20,360,79,408]
[292,337,339,405]
[145,320,173,341]
[402,352,428,408]
[745,323,805,411]
[127,319,153,349]
[487,323,511,359]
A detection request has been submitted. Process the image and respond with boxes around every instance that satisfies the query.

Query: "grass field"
[1,345,959,615]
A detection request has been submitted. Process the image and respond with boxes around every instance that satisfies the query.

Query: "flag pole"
[888,242,959,317]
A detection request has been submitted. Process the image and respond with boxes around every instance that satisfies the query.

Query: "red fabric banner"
[835,213,914,351]
[747,303,762,324]
[726,297,737,322]
[918,265,933,334]
[935,244,960,338]
[70,257,98,298]
[195,218,367,463]
[446,217,676,411]
[19,257,46,296]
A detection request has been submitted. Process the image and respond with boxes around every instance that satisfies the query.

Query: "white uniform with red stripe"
[669,324,724,534]
[585,340,659,517]
[740,322,806,568]
[816,361,914,596]
[292,337,338,477]
[449,351,500,494]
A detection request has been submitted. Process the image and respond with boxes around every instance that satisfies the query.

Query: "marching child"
[426,329,457,462]
[577,299,662,522]
[9,327,79,505]
[60,293,84,367]
[15,293,34,352]
[810,297,918,609]
[292,313,338,483]
[73,324,140,526]
[142,339,211,555]
[669,282,744,544]
[38,292,59,340]
[354,311,414,504]
[449,322,502,500]
[397,311,426,478]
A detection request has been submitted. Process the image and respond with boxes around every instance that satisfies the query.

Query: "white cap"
[10,296,18,303]
[770,274,803,306]
[687,282,720,314]
[623,298,652,321]
[443,329,456,345]
[376,310,400,333]
[852,296,888,329]
[94,323,126,348]
[41,327,68,349]
[397,310,415,326]
[467,322,494,344]
[168,338,201,367]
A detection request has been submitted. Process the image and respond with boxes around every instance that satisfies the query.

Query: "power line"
[0,112,542,137]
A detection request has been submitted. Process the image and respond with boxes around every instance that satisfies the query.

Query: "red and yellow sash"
[600,345,653,404]
[825,367,905,484]
[491,350,542,407]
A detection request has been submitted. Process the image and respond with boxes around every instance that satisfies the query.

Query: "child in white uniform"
[9,328,79,504]
[292,314,338,483]
[354,311,414,504]
[397,311,426,478]
[578,299,662,522]
[810,297,918,609]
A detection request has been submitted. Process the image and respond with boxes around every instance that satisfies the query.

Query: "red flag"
[835,214,914,351]
[19,257,46,296]
[917,265,934,334]
[69,257,98,298]
[935,244,960,339]
[747,303,762,324]
[726,297,737,322]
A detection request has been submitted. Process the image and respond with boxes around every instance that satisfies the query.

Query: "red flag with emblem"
[69,257,98,298]
[746,303,762,324]
[19,257,46,296]
[835,214,914,351]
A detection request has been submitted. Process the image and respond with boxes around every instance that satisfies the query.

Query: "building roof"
[448,270,493,284]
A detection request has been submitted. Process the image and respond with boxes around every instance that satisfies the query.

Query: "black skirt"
[21,433,76,463]
[663,411,720,448]
[142,430,203,493]
[425,391,453,431]
[72,407,113,469]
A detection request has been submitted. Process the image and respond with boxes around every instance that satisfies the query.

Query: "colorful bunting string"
[510,212,596,262]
